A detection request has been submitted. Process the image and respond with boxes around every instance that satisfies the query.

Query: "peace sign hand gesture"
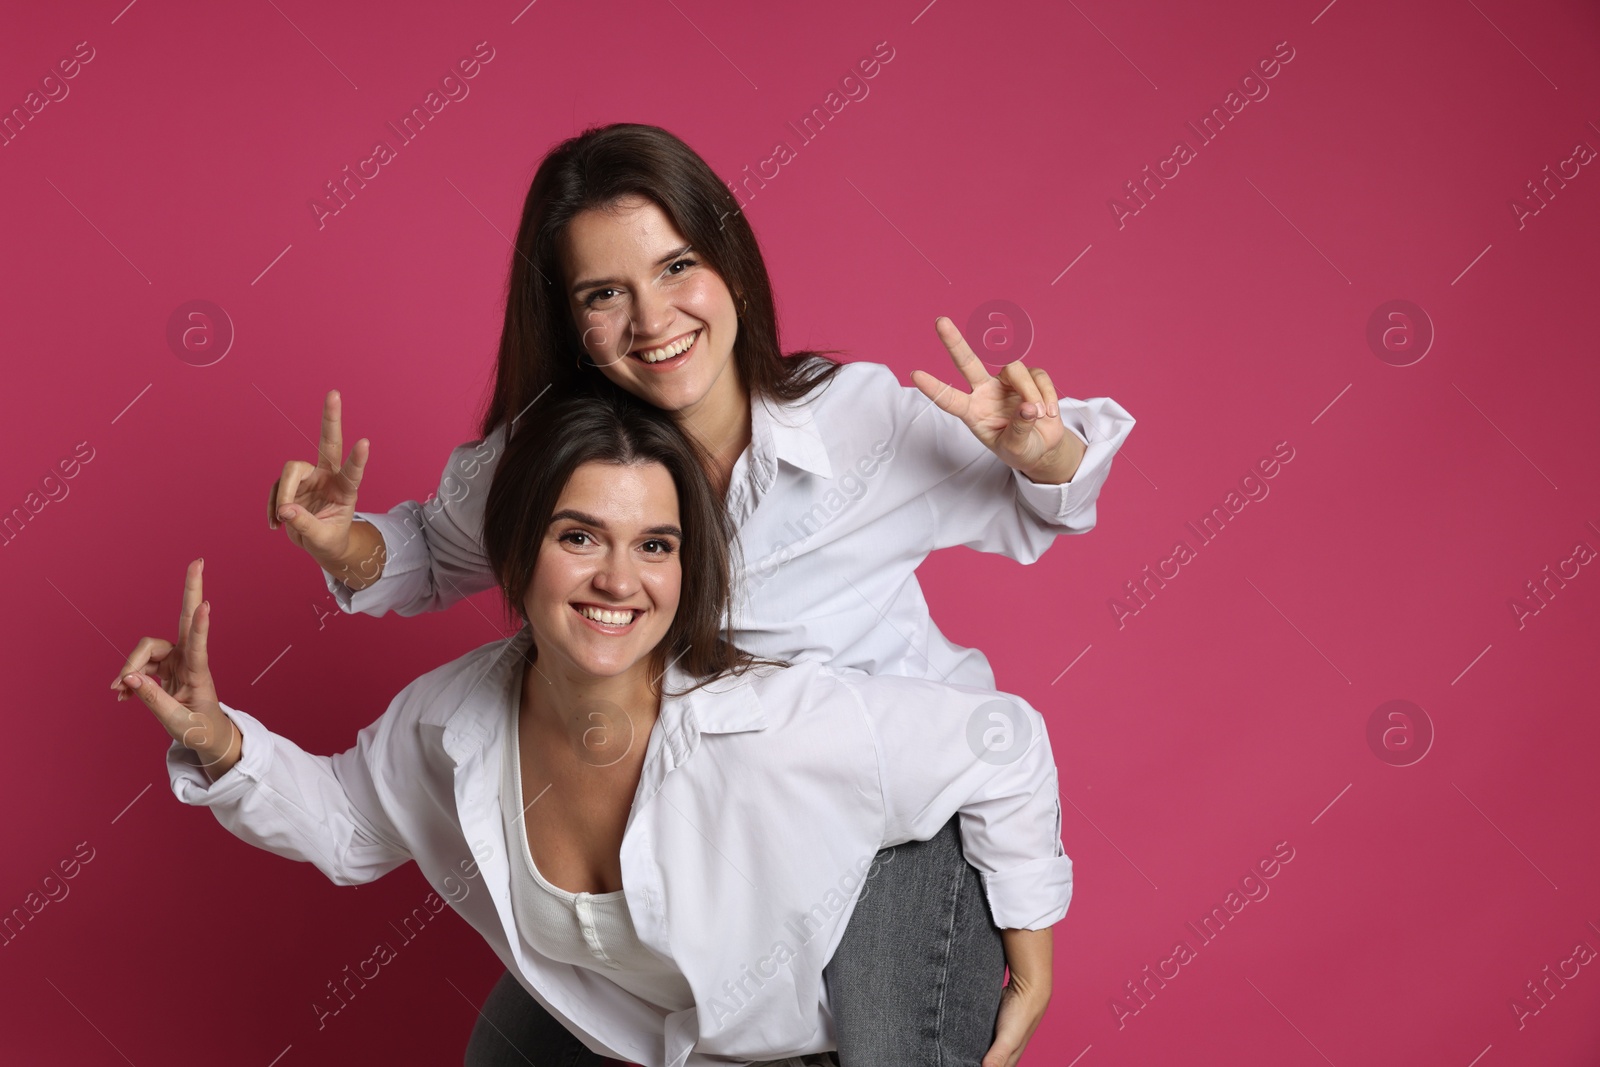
[109,559,240,781]
[911,317,1086,484]
[269,389,371,572]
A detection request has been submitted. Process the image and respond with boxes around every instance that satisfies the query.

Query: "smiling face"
[561,195,744,421]
[523,459,682,683]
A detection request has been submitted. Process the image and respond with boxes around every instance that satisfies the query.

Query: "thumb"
[276,501,326,543]
[981,1034,1019,1067]
[125,672,231,759]
[124,671,196,741]
[1008,404,1039,442]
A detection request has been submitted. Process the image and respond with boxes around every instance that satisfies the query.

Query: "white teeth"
[578,605,636,626]
[638,330,698,364]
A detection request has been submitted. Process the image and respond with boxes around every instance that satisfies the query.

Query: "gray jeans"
[462,815,1005,1066]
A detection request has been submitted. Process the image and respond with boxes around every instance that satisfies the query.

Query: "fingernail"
[278,507,291,521]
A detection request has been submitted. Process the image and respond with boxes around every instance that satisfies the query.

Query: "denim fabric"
[823,815,1006,1066]
[463,815,1003,1066]
[461,970,618,1066]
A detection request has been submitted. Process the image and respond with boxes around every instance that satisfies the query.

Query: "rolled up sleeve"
[1011,395,1137,534]
[167,702,412,887]
[884,363,1135,562]
[844,674,1073,930]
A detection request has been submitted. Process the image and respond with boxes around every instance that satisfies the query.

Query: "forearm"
[168,703,413,886]
[1001,927,1053,993]
[199,717,243,783]
[329,519,388,592]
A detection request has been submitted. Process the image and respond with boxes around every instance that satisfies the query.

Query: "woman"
[258,123,1132,1063]
[119,392,1069,1067]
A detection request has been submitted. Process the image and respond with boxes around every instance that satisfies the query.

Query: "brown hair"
[483,389,762,689]
[478,122,844,439]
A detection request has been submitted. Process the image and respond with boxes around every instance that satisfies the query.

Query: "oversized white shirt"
[325,361,1135,689]
[166,625,1070,1067]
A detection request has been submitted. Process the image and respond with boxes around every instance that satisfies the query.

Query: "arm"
[322,427,507,617]
[167,700,414,887]
[845,674,1071,929]
[268,390,505,618]
[119,558,413,886]
[845,674,1068,1064]
[876,320,1135,561]
[989,928,1053,1067]
[907,383,1136,556]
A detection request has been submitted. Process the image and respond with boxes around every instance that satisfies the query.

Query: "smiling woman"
[483,389,750,692]
[122,390,1069,1067]
[264,122,1133,1066]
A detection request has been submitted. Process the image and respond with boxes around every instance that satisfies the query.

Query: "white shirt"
[166,624,1070,1067]
[499,683,695,1014]
[326,361,1135,689]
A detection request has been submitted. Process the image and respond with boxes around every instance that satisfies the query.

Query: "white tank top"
[499,695,695,1015]
[502,690,841,1067]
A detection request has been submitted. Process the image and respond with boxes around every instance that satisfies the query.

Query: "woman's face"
[523,459,682,682]
[562,195,742,419]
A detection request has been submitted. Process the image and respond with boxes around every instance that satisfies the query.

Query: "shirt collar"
[420,626,771,764]
[752,392,834,481]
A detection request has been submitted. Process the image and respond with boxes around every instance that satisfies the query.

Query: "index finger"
[317,389,344,471]
[934,316,992,390]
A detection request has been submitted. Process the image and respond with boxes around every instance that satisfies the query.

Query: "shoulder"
[782,360,903,415]
[739,660,990,723]
[699,660,868,732]
[820,668,1039,724]
[819,360,903,405]
[745,658,846,700]
[383,633,519,729]
[449,424,508,476]
[783,360,927,448]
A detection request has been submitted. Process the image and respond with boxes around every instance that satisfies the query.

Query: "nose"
[631,284,674,344]
[590,547,641,600]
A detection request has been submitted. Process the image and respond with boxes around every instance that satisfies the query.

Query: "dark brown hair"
[483,389,761,688]
[478,122,844,439]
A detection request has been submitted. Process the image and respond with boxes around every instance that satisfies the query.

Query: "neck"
[674,363,752,497]
[521,650,661,745]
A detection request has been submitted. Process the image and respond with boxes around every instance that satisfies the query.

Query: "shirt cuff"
[1013,396,1135,531]
[322,512,423,616]
[166,703,276,806]
[982,853,1073,929]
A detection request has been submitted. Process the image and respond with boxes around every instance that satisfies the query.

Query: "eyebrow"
[569,245,694,296]
[550,509,683,539]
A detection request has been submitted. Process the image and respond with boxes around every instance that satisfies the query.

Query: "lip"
[628,328,700,371]
[571,602,643,635]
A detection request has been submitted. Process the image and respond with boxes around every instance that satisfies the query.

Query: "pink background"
[4,0,1599,1063]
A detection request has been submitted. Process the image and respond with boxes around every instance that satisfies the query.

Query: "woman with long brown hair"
[119,390,1070,1066]
[257,123,1133,1063]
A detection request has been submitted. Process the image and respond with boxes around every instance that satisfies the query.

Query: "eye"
[558,530,595,547]
[641,538,677,555]
[583,287,620,308]
[666,257,695,275]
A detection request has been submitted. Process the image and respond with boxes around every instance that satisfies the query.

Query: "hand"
[109,559,239,779]
[268,389,370,571]
[982,926,1053,1067]
[911,317,1085,484]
